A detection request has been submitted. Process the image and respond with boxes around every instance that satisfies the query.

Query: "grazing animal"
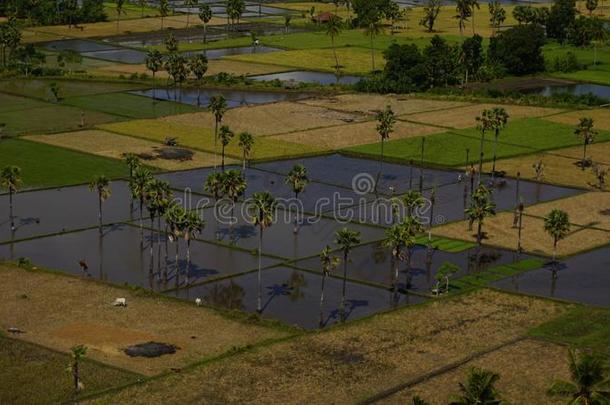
[113,298,127,307]
[78,260,88,271]
[195,298,202,306]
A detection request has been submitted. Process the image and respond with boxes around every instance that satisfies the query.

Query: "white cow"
[113,298,127,307]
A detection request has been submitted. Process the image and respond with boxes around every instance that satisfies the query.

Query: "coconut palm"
[335,228,361,321]
[184,0,198,29]
[188,54,208,106]
[183,210,204,284]
[449,367,503,404]
[249,191,277,313]
[319,245,340,327]
[376,105,396,185]
[69,345,88,393]
[465,184,496,250]
[326,14,342,72]
[129,166,153,243]
[544,209,570,263]
[365,19,383,71]
[159,0,170,30]
[115,0,126,33]
[199,4,213,44]
[218,125,234,172]
[88,175,111,234]
[1,165,21,231]
[548,349,610,404]
[285,164,309,233]
[145,50,163,103]
[208,95,228,170]
[575,117,597,170]
[434,261,459,296]
[221,169,246,232]
[488,107,509,176]
[238,131,254,170]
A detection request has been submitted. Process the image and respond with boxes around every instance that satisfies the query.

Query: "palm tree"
[218,125,234,172]
[285,164,309,233]
[208,95,228,170]
[449,367,503,404]
[188,54,208,106]
[455,0,471,36]
[249,191,277,313]
[183,210,204,284]
[326,14,342,72]
[124,153,140,213]
[129,166,153,243]
[465,185,496,251]
[221,169,246,232]
[434,261,459,296]
[138,0,147,18]
[145,50,163,103]
[384,223,410,297]
[403,190,424,218]
[335,228,361,321]
[205,171,224,238]
[376,105,396,188]
[365,19,383,71]
[469,0,480,34]
[575,117,597,170]
[1,165,21,231]
[544,209,570,263]
[159,0,170,30]
[548,350,610,404]
[69,345,88,393]
[199,4,213,44]
[475,109,494,185]
[489,107,509,176]
[402,216,424,288]
[88,175,111,234]
[165,203,186,284]
[238,132,254,170]
[115,0,125,33]
[184,0,198,29]
[143,179,166,275]
[284,15,292,34]
[319,245,340,327]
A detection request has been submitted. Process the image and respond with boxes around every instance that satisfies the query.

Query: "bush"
[488,24,546,75]
[549,51,582,72]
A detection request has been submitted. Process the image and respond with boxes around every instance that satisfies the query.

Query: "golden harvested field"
[434,192,610,256]
[298,94,471,117]
[544,108,610,132]
[99,118,323,160]
[92,290,567,403]
[163,101,367,136]
[0,265,289,376]
[480,142,610,189]
[24,130,226,170]
[25,15,225,39]
[268,119,443,148]
[387,339,569,405]
[406,104,562,129]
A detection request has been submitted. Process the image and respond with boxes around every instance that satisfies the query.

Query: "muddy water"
[168,267,426,329]
[492,246,610,307]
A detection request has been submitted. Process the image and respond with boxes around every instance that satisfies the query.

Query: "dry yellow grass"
[406,104,562,129]
[544,108,610,132]
[268,119,443,148]
[298,94,471,117]
[25,15,225,39]
[92,290,567,403]
[162,101,367,136]
[24,130,226,170]
[434,192,610,256]
[0,264,288,376]
[388,339,570,405]
[480,142,610,189]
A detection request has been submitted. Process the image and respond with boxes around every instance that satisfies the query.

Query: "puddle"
[82,48,147,64]
[251,71,362,86]
[492,246,610,307]
[168,267,426,329]
[124,341,177,357]
[41,39,116,53]
[522,83,610,100]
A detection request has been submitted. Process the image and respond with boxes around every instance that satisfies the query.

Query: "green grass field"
[543,42,610,85]
[0,138,129,188]
[0,79,144,100]
[0,336,141,404]
[345,118,610,167]
[63,92,199,119]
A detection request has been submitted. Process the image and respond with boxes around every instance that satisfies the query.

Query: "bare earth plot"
[405,104,563,129]
[90,290,567,404]
[544,108,610,132]
[268,119,443,149]
[387,339,569,405]
[480,141,610,189]
[433,192,610,257]
[24,130,227,170]
[298,94,471,117]
[0,265,289,376]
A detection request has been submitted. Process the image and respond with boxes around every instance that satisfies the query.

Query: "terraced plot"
[544,107,610,132]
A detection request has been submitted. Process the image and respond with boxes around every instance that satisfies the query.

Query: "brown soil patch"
[0,265,288,375]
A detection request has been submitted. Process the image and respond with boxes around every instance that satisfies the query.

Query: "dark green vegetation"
[453,258,546,290]
[0,336,141,404]
[0,138,128,188]
[346,118,610,166]
[0,0,107,26]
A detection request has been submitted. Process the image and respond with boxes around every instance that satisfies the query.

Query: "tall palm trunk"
[242,151,247,170]
[97,193,103,234]
[319,273,327,327]
[582,141,588,170]
[340,251,348,321]
[157,216,162,277]
[186,238,191,285]
[492,129,499,174]
[478,131,485,186]
[332,36,339,71]
[214,119,219,170]
[204,24,207,44]
[139,198,144,245]
[149,216,155,275]
[221,144,226,172]
[370,34,376,71]
[405,248,412,289]
[257,227,263,313]
[393,251,400,300]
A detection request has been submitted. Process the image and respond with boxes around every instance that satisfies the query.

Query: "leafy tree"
[208,95,228,170]
[285,164,309,233]
[435,261,459,296]
[547,0,577,43]
[548,349,610,404]
[1,165,21,231]
[488,24,546,75]
[198,4,213,44]
[351,0,391,26]
[326,14,342,72]
[419,0,441,32]
[567,16,607,47]
[238,131,254,170]
[423,35,459,88]
[227,0,246,29]
[376,104,396,179]
[334,228,361,321]
[586,0,599,15]
[461,34,484,85]
[88,175,111,234]
[0,18,22,67]
[57,49,82,74]
[488,1,505,35]
[381,42,427,91]
[449,367,503,404]
[574,117,597,169]
[145,49,163,102]
[249,191,277,313]
[319,245,340,327]
[544,209,570,262]
[69,345,88,393]
[188,54,208,105]
[218,125,234,172]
